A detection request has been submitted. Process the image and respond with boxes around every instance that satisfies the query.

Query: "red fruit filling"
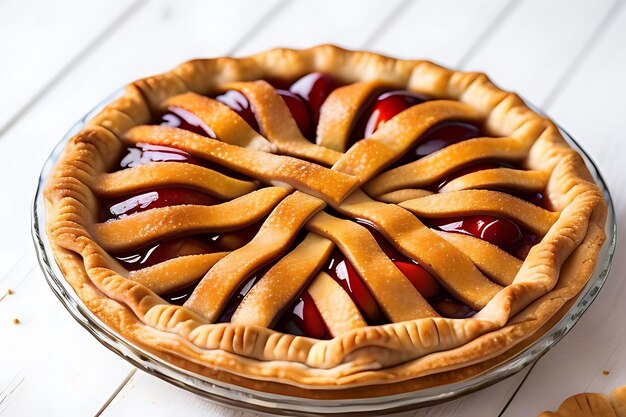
[100,188,218,222]
[391,121,484,168]
[348,90,428,148]
[276,89,314,139]
[275,291,330,340]
[115,238,214,271]
[426,215,538,258]
[325,248,385,324]
[428,215,521,249]
[359,90,429,140]
[119,143,202,169]
[100,75,549,331]
[358,222,442,299]
[159,106,216,138]
[215,89,260,132]
[393,260,441,299]
[289,72,336,126]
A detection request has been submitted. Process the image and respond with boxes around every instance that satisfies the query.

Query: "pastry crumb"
[603,370,610,376]
[13,318,20,325]
[7,289,13,295]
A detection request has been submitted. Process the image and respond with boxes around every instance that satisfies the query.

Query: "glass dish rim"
[31,89,617,415]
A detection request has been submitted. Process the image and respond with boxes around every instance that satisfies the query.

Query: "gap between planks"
[0,0,150,140]
[542,0,624,110]
[362,0,413,48]
[93,369,137,417]
[226,0,291,55]
[456,0,519,70]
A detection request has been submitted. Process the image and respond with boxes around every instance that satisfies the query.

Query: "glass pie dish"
[32,90,617,415]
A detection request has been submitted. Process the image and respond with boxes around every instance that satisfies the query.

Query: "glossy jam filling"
[217,263,274,323]
[324,248,385,324]
[360,222,476,319]
[392,121,485,168]
[99,188,218,222]
[98,72,555,337]
[162,282,198,305]
[120,142,202,168]
[350,90,429,144]
[160,106,216,138]
[116,238,215,271]
[435,161,515,190]
[289,72,336,127]
[215,90,260,132]
[425,216,538,259]
[275,291,331,340]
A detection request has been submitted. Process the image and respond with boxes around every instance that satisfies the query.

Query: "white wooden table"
[1,0,625,415]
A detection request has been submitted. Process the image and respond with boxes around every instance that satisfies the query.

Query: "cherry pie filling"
[98,72,550,339]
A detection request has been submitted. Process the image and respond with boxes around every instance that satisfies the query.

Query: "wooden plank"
[0,253,132,416]
[99,367,531,417]
[0,0,144,135]
[99,371,258,417]
[236,0,405,55]
[462,0,617,105]
[368,0,514,67]
[502,4,626,416]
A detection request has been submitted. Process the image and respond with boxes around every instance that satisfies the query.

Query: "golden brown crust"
[44,45,607,396]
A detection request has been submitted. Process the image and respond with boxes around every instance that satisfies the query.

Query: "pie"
[44,45,608,399]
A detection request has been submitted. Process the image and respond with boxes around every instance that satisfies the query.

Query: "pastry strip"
[376,189,434,204]
[306,211,438,321]
[433,231,522,286]
[231,233,334,328]
[333,100,481,183]
[125,125,358,205]
[184,192,326,322]
[364,136,532,196]
[92,162,258,200]
[338,189,502,310]
[129,252,228,294]
[308,272,367,337]
[165,92,274,151]
[92,187,289,252]
[439,168,548,193]
[316,81,382,152]
[399,190,558,236]
[225,81,343,166]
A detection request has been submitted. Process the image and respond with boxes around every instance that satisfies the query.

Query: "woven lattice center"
[90,75,557,339]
